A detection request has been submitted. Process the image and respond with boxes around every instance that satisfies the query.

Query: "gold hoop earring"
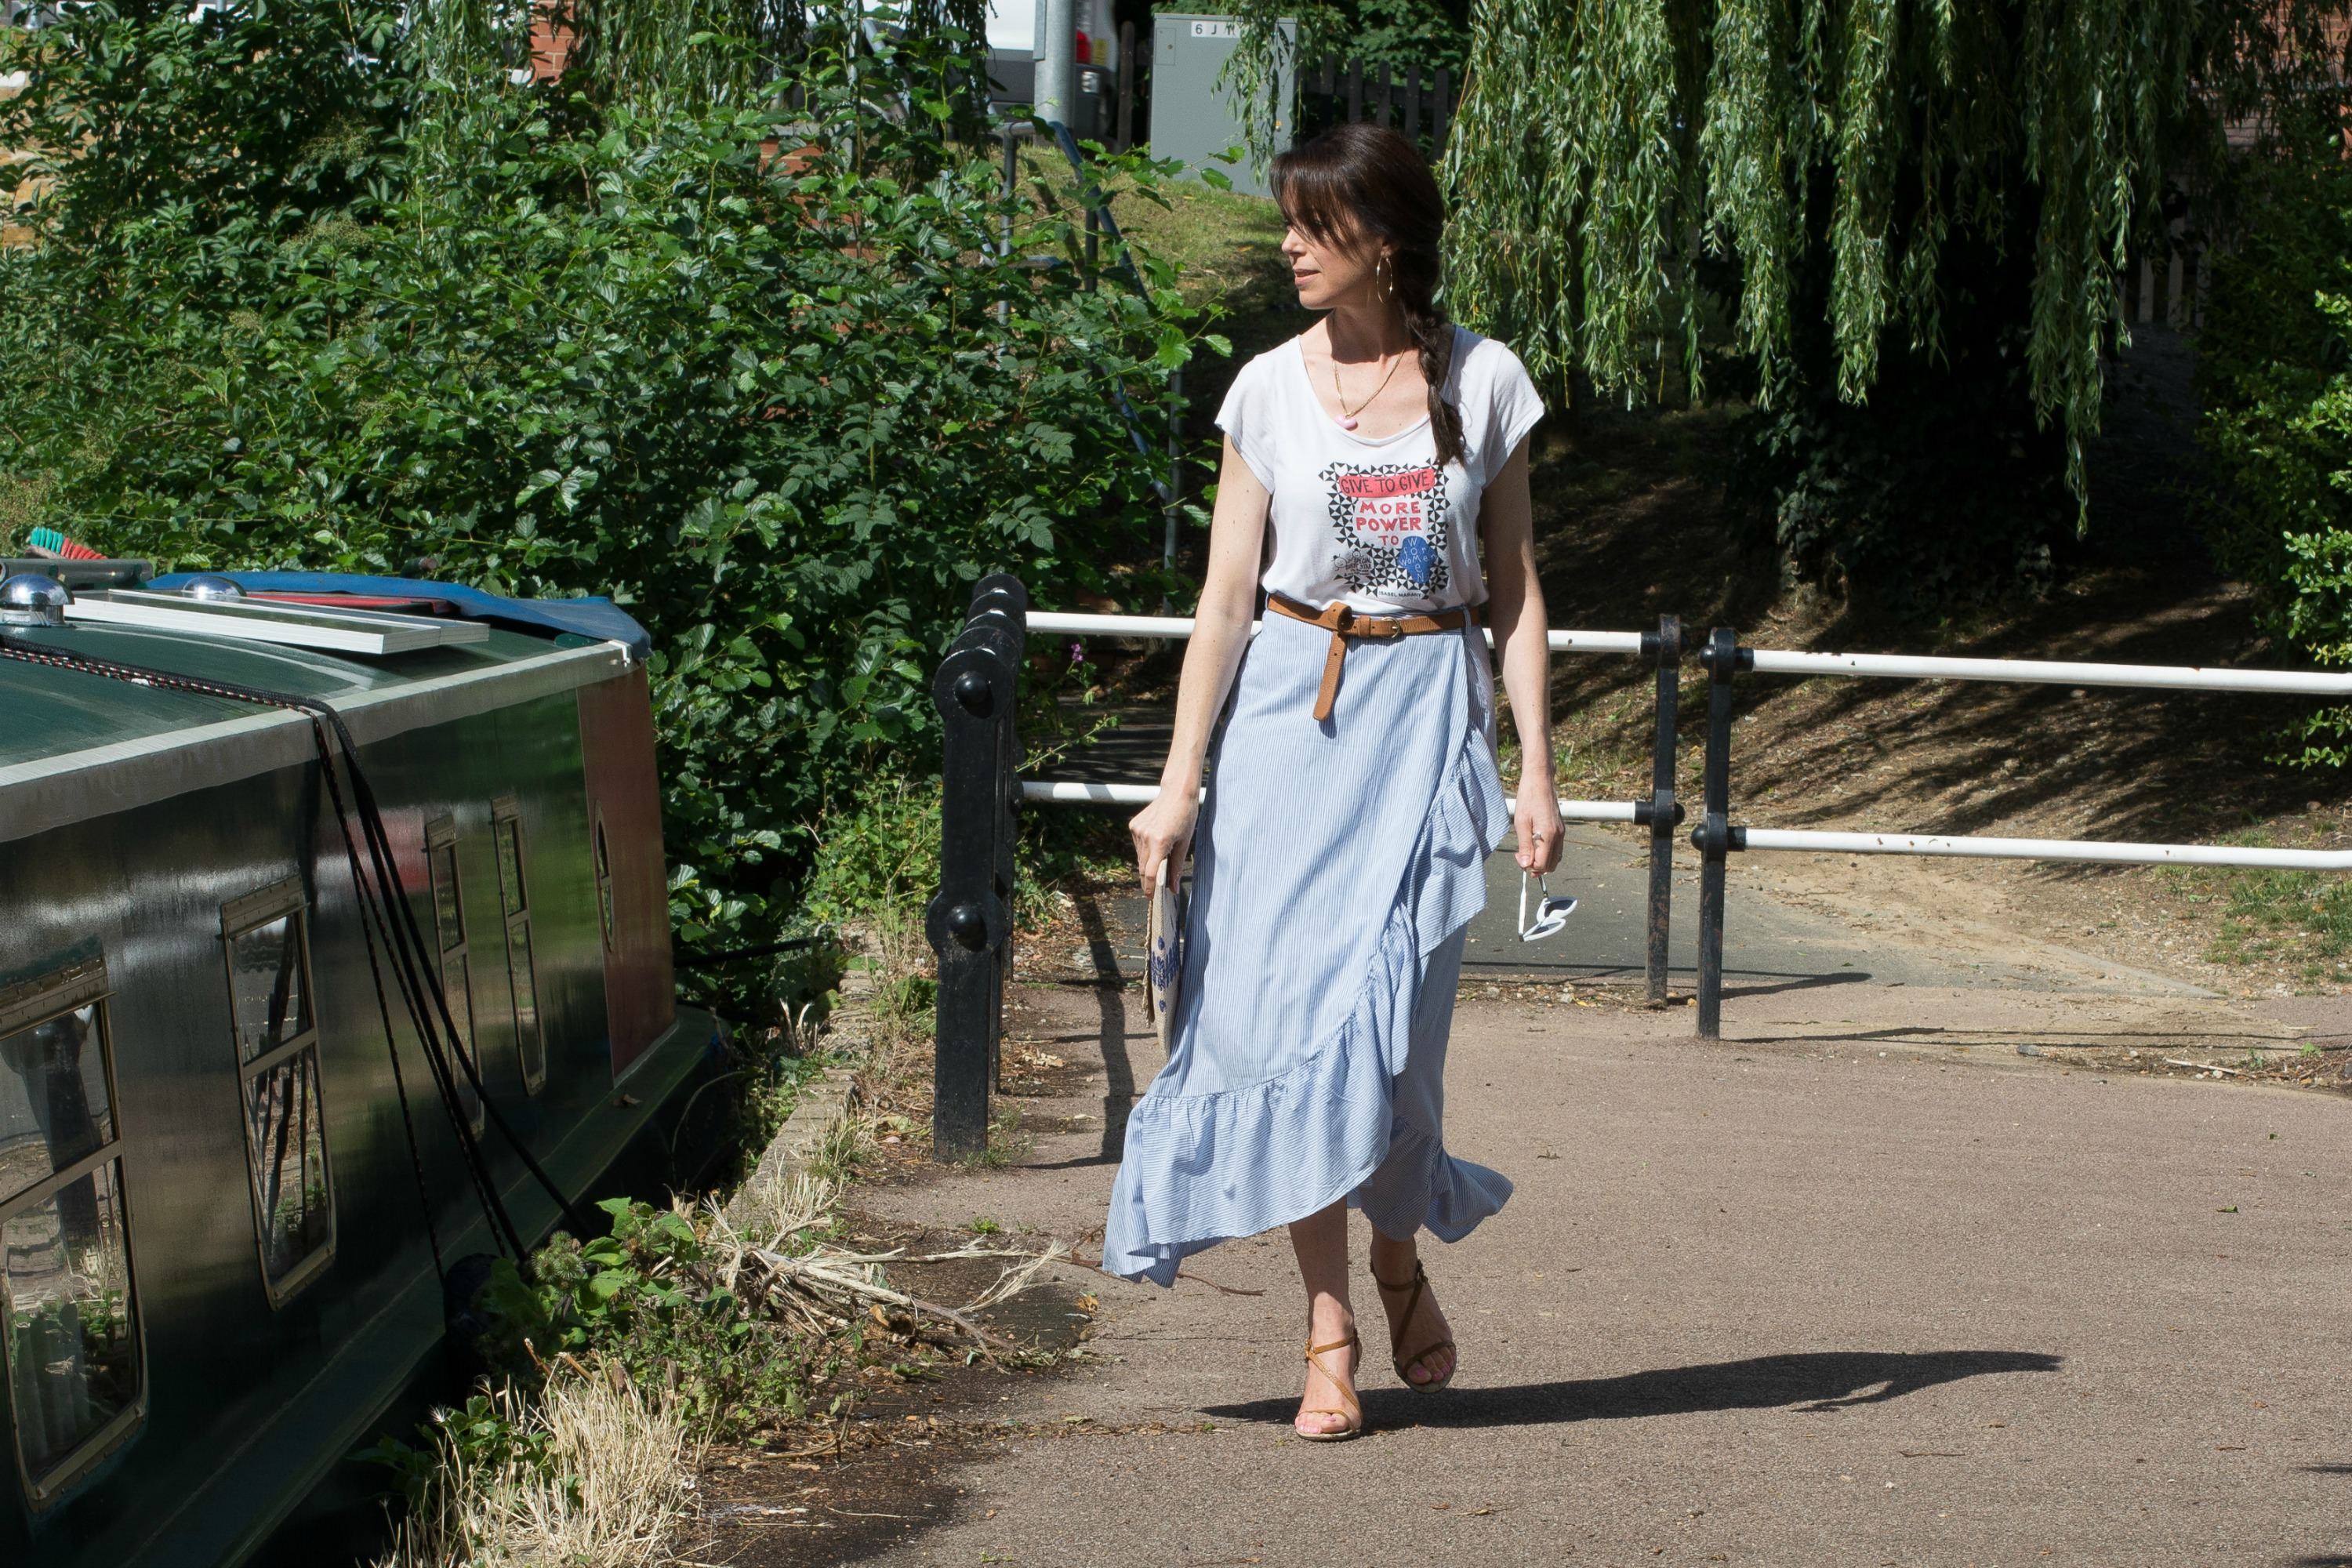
[1376,254,1396,303]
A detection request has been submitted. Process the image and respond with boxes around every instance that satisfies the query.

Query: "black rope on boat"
[0,632,593,1269]
[0,630,521,1267]
[311,726,452,1280]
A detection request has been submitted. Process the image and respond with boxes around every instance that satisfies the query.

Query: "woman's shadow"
[1203,1348,2061,1429]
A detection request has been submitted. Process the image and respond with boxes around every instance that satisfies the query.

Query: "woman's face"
[1281,216,1385,313]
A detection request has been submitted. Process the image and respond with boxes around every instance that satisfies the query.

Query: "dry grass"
[728,1166,839,1253]
[374,1370,706,1568]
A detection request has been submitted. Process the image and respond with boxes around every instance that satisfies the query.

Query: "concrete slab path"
[843,971,2352,1568]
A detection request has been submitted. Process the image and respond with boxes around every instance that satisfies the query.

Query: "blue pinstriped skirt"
[1100,608,1515,1286]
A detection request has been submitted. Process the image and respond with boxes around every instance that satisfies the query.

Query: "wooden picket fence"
[1297,54,1464,158]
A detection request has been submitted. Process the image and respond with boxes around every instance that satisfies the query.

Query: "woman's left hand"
[1515,782,1564,875]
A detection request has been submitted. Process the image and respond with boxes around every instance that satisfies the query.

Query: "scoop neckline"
[1289,330,1459,446]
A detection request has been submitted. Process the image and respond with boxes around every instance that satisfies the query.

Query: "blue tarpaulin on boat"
[147,571,653,660]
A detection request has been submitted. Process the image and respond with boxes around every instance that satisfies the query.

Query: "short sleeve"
[1214,354,1280,492]
[1475,342,1546,488]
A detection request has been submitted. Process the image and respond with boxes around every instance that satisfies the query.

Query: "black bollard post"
[926,575,1028,1159]
[1690,626,1748,1040]
[1642,614,1682,1004]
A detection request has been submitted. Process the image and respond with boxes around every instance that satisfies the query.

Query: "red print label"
[1334,467,1438,499]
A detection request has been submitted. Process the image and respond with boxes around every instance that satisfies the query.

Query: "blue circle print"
[1398,534,1434,588]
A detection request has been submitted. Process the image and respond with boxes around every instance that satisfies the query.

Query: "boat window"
[593,811,615,953]
[424,818,485,1132]
[220,883,334,1304]
[491,801,545,1094]
[0,960,144,1506]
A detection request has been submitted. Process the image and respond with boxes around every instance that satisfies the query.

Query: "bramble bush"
[0,2,1219,953]
[2198,122,2352,764]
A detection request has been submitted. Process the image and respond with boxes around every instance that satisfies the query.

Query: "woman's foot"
[1370,1243,1457,1390]
[1295,1314,1363,1439]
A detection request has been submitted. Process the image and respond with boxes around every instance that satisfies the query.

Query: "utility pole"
[1034,0,1077,129]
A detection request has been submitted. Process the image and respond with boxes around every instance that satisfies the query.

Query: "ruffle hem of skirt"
[1099,717,1513,1287]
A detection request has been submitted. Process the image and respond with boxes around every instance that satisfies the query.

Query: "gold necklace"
[1330,343,1406,431]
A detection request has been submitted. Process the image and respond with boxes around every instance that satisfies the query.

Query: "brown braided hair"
[1269,122,1465,470]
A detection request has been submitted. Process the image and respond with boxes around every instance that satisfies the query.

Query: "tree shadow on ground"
[1201,1348,2060,1432]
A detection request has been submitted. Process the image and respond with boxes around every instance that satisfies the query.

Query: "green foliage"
[1346,0,1470,71]
[717,1042,833,1183]
[1732,225,2072,609]
[1435,0,2340,457]
[2169,840,2352,980]
[2198,120,2352,764]
[1227,0,1471,114]
[0,2,1216,953]
[873,970,939,1025]
[800,779,945,927]
[1219,0,2349,600]
[361,1387,564,1518]
[0,0,405,247]
[466,1197,835,1440]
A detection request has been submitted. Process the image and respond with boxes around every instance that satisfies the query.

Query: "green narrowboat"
[0,562,720,1566]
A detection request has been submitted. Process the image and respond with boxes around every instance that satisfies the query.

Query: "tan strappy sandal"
[1295,1330,1363,1441]
[1372,1260,1457,1392]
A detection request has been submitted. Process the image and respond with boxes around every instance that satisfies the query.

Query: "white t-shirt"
[1214,325,1544,615]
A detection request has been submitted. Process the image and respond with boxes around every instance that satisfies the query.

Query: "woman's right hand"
[1130,786,1199,891]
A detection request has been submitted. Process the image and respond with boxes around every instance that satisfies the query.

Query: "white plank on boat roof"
[62,590,492,655]
[105,590,495,641]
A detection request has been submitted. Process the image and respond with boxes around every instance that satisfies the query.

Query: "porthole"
[220,881,334,1305]
[0,960,145,1508]
[423,816,485,1134]
[490,798,546,1095]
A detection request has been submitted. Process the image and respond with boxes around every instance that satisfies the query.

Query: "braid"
[1399,292,1465,470]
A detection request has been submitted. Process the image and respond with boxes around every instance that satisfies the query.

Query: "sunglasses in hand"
[1517,872,1577,942]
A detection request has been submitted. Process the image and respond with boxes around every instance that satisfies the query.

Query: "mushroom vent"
[0,573,71,629]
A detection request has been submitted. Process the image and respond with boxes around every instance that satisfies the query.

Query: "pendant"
[1337,416,1359,430]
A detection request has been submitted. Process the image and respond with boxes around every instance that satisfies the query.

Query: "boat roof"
[0,618,608,771]
[0,568,650,844]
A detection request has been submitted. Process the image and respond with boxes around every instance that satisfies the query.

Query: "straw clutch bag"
[1145,859,1183,1049]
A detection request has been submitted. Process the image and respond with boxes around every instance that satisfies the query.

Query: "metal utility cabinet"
[1150,13,1295,197]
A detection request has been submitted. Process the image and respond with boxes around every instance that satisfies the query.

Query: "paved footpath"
[847,923,2352,1567]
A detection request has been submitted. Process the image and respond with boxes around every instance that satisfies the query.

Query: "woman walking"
[1102,122,1563,1440]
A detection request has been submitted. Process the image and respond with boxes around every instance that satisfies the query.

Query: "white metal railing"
[1746,646,2352,697]
[948,590,2352,1054]
[1737,827,2351,871]
[1684,626,2352,1036]
[1717,633,2352,869]
[1020,779,1641,822]
[1018,610,1661,824]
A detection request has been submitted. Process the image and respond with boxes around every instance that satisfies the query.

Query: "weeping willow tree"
[1225,0,2351,601]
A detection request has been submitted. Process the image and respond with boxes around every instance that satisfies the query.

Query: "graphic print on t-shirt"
[1316,459,1454,598]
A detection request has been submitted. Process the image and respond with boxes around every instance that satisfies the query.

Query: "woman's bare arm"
[1129,437,1270,888]
[1478,437,1563,873]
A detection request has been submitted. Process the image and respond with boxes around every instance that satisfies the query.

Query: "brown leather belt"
[1265,593,1475,722]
